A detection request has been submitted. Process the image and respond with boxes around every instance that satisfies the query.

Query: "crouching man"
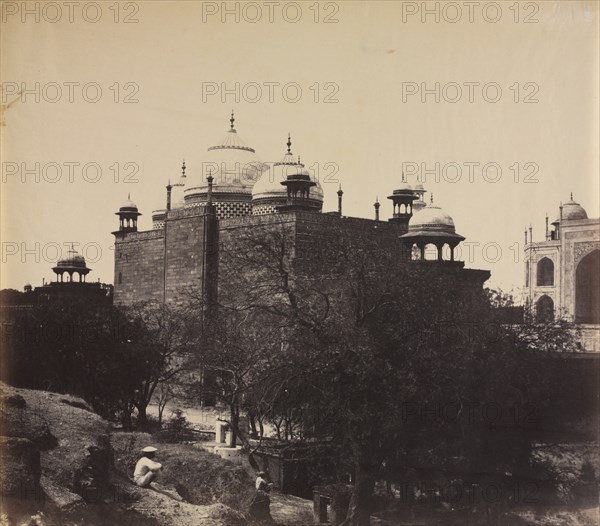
[133,446,183,501]
[134,446,162,487]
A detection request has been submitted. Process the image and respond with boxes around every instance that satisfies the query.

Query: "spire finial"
[230,110,235,130]
[337,184,343,196]
[297,155,301,165]
[287,133,292,154]
[570,192,573,200]
[430,193,434,204]
[182,160,186,177]
[402,170,406,183]
[128,192,131,200]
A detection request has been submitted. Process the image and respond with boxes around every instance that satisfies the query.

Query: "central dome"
[185,113,268,207]
[204,127,266,186]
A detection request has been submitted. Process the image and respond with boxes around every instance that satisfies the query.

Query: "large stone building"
[112,114,489,307]
[524,195,599,351]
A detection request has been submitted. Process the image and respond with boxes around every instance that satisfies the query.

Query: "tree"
[1,297,143,421]
[120,301,199,430]
[204,220,581,525]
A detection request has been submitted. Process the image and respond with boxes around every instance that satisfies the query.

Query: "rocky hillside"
[0,382,250,526]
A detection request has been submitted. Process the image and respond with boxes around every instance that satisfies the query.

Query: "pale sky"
[1,0,599,298]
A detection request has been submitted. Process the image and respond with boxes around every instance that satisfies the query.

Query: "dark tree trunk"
[157,404,165,428]
[230,404,239,448]
[341,463,376,526]
[137,405,148,430]
[248,410,258,439]
[121,410,132,431]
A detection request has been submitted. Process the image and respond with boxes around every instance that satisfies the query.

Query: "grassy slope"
[0,383,254,526]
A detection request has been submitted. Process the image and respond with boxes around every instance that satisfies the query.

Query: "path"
[270,493,314,526]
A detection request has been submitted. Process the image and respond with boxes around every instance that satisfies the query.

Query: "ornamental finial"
[182,160,186,177]
[570,192,573,200]
[128,192,131,200]
[430,193,434,204]
[287,133,292,154]
[402,170,406,183]
[230,110,235,130]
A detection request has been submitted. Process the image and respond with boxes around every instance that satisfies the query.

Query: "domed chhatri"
[52,246,91,282]
[119,195,139,213]
[400,196,465,262]
[408,201,456,233]
[388,172,418,230]
[412,177,427,213]
[115,193,141,233]
[252,134,323,215]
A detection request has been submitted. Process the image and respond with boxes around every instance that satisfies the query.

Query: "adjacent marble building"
[524,195,600,351]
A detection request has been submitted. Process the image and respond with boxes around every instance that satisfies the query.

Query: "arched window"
[536,257,554,286]
[575,250,600,324]
[424,243,437,261]
[118,272,123,285]
[535,295,554,323]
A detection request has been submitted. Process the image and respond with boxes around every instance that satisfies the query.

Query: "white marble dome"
[185,115,267,204]
[561,197,588,221]
[409,201,456,233]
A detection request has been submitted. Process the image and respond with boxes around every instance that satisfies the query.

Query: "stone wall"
[164,212,206,302]
[114,210,489,306]
[113,229,165,305]
[113,208,209,305]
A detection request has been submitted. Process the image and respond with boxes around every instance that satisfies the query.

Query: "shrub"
[157,409,195,443]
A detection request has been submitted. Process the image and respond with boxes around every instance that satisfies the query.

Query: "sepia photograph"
[1,1,599,525]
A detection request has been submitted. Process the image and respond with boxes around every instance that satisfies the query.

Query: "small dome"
[409,202,456,234]
[561,197,588,221]
[253,160,323,202]
[56,249,88,269]
[392,173,414,195]
[414,182,425,191]
[393,181,413,193]
[253,138,323,205]
[252,152,296,200]
[119,195,138,212]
